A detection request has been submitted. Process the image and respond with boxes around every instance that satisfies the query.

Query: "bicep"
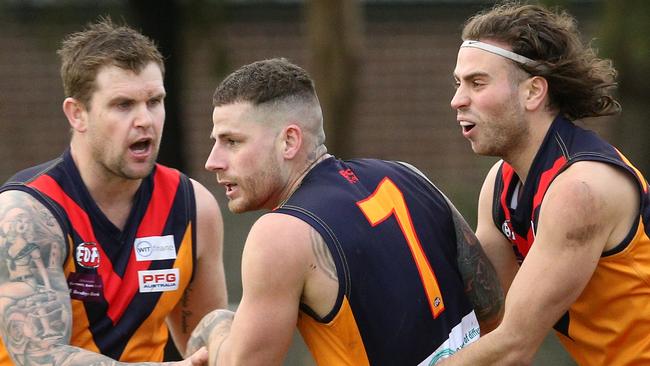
[0,190,74,363]
[168,180,228,354]
[495,173,615,358]
[219,214,308,366]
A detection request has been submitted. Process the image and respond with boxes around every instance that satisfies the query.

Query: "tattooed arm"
[0,190,207,366]
[194,212,326,366]
[446,198,504,334]
[167,180,228,356]
[185,310,234,359]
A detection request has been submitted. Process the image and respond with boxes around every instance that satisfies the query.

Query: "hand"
[171,346,209,366]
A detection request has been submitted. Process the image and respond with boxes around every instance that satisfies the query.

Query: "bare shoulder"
[0,189,66,263]
[246,213,313,256]
[477,160,503,211]
[541,161,639,251]
[545,161,638,219]
[189,179,223,254]
[190,178,222,217]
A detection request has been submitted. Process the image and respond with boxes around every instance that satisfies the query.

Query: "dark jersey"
[492,116,650,365]
[0,149,196,363]
[275,157,479,366]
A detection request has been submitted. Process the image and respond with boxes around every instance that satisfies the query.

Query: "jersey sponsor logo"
[75,242,100,268]
[134,235,176,261]
[501,220,516,241]
[339,168,359,184]
[138,268,179,293]
[419,311,480,365]
[68,272,104,301]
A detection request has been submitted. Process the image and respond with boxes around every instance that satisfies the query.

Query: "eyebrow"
[454,71,490,81]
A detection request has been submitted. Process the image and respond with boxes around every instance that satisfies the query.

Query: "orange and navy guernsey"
[275,157,480,366]
[492,116,650,365]
[0,149,196,363]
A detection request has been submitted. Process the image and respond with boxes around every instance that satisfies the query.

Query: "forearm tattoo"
[185,309,234,358]
[451,207,504,323]
[309,228,337,282]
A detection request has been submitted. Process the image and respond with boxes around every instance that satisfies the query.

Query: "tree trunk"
[129,0,186,172]
[306,0,363,159]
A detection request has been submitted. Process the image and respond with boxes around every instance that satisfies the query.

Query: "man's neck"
[504,113,556,185]
[70,145,142,230]
[277,145,330,207]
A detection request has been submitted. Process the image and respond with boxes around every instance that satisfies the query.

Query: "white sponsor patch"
[138,268,180,293]
[418,311,481,365]
[134,235,177,261]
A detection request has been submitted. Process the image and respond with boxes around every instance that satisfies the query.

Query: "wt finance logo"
[76,242,100,268]
[134,235,176,262]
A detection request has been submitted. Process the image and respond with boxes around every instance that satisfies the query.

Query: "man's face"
[83,62,165,180]
[451,41,529,158]
[205,102,287,213]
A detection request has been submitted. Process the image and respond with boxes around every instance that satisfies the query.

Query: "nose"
[205,142,226,172]
[134,103,155,128]
[450,85,469,111]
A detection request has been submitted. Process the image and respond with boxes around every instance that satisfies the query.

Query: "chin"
[227,200,247,214]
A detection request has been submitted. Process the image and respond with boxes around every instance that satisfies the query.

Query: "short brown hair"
[462,2,620,119]
[57,17,164,108]
[213,58,318,107]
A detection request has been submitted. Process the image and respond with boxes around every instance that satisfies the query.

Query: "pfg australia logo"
[76,242,100,268]
[501,220,517,241]
[138,269,180,293]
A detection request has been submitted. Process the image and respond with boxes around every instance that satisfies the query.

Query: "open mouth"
[222,182,238,195]
[460,121,476,134]
[130,139,152,155]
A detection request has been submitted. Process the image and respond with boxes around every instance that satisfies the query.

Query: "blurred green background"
[1,0,648,364]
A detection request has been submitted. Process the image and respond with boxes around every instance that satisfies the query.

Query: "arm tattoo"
[185,309,234,358]
[309,228,337,281]
[0,192,72,365]
[450,205,504,323]
[180,286,193,334]
[0,192,163,366]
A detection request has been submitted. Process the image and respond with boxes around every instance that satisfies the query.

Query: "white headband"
[461,40,536,66]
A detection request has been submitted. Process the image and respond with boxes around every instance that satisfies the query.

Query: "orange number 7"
[357,177,445,318]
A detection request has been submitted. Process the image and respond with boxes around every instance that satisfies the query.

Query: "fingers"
[189,347,209,365]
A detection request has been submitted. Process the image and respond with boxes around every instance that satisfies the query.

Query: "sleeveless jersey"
[0,149,196,363]
[275,157,479,366]
[492,116,650,365]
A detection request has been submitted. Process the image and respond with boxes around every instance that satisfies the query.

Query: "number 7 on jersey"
[357,177,445,318]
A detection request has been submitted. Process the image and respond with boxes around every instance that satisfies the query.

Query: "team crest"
[75,242,100,268]
[501,220,516,241]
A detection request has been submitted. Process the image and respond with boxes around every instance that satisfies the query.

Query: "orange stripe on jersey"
[120,223,194,362]
[298,296,370,366]
[616,149,648,193]
[557,219,650,365]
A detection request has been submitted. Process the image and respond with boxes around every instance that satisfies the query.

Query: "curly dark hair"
[461,2,620,119]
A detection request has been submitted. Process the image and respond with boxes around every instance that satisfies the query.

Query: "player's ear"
[63,97,88,132]
[281,124,302,159]
[523,76,548,111]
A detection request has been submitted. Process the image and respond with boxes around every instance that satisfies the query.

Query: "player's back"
[276,157,479,365]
